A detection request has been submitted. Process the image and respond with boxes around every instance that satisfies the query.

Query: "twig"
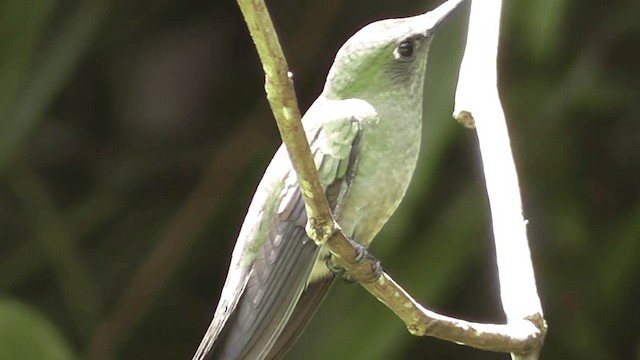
[454,0,547,358]
[235,0,335,242]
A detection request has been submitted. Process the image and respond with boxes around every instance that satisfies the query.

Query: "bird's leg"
[325,237,382,283]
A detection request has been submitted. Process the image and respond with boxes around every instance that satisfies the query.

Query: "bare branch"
[235,0,335,241]
[454,0,547,358]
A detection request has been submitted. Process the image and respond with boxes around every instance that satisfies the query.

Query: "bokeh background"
[1,0,639,359]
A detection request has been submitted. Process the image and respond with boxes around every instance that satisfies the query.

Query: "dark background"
[1,0,639,359]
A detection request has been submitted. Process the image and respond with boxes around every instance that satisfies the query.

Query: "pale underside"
[194,98,379,360]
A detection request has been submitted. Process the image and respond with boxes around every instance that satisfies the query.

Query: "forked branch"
[235,0,546,356]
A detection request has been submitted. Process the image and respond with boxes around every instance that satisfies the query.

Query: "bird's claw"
[351,239,382,282]
[325,238,382,283]
[325,256,348,279]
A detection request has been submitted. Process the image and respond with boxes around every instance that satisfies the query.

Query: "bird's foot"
[352,239,383,282]
[325,238,382,283]
[325,256,352,282]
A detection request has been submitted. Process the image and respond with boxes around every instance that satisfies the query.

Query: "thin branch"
[237,0,546,356]
[235,0,335,242]
[454,0,547,358]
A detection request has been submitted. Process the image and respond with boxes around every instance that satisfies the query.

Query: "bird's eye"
[396,40,414,59]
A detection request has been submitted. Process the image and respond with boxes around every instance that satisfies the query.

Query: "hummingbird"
[194,0,465,358]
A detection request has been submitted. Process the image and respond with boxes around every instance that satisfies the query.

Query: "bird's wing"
[193,99,376,360]
[265,275,335,360]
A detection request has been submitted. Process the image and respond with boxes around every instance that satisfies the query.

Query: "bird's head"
[323,0,464,100]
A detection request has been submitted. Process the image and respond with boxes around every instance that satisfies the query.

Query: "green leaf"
[0,298,75,360]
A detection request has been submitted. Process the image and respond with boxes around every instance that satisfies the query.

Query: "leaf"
[0,298,75,360]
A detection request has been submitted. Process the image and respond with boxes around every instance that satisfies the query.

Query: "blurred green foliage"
[0,298,75,360]
[1,0,639,359]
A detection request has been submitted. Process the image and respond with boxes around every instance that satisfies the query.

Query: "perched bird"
[194,0,465,358]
